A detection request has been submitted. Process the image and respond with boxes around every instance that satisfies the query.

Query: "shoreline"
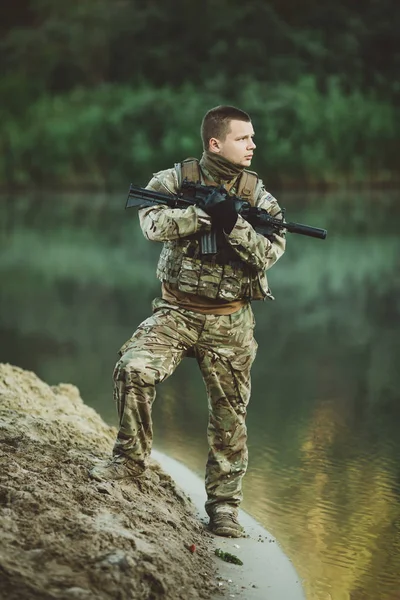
[153,450,305,600]
[0,363,218,600]
[1,180,399,194]
[0,361,305,599]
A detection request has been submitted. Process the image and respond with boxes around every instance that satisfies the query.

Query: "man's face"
[210,119,256,167]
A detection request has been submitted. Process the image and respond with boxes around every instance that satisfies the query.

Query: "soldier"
[90,105,286,537]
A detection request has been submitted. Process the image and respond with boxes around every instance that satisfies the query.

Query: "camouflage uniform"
[112,165,285,515]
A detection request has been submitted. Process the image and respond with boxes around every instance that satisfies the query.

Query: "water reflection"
[246,397,400,600]
[1,190,399,599]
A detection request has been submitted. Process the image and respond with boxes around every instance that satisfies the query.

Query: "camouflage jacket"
[138,164,286,301]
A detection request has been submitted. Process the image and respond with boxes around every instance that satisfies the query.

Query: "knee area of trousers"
[115,355,157,386]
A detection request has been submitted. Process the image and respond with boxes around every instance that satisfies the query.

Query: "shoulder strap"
[180,157,201,186]
[237,169,259,206]
[177,159,259,203]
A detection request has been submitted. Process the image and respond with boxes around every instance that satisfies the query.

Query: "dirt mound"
[0,363,218,600]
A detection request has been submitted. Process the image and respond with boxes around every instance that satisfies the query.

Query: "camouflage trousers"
[113,297,258,514]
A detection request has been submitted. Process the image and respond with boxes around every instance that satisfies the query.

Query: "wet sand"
[153,450,306,600]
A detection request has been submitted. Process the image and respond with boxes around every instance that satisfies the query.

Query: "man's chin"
[227,157,252,168]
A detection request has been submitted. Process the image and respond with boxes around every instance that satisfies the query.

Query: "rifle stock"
[125,185,196,209]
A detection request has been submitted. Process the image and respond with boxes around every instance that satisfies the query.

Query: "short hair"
[201,105,251,150]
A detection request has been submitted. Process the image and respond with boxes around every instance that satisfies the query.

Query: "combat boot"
[89,455,146,482]
[208,505,245,538]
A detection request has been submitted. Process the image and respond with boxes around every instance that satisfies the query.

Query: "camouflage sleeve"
[225,180,286,272]
[138,168,211,242]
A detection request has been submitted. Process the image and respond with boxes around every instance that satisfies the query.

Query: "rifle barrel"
[285,221,327,239]
[253,209,327,240]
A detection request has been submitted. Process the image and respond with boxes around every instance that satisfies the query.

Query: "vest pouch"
[251,270,274,300]
[176,256,248,301]
[177,256,220,298]
[218,262,247,300]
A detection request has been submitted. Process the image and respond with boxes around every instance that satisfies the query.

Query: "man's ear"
[209,137,221,153]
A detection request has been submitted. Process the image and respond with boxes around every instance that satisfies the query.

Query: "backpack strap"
[237,169,259,206]
[176,158,259,205]
[179,157,201,186]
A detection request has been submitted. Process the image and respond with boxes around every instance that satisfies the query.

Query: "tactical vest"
[155,158,273,301]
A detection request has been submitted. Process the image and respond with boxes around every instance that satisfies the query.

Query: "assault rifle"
[126,180,327,254]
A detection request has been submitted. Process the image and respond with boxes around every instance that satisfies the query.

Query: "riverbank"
[0,363,218,600]
[153,451,305,600]
[0,363,305,600]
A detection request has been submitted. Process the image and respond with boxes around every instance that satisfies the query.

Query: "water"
[1,189,399,599]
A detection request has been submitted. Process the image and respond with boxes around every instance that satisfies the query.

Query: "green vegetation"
[1,79,398,188]
[1,0,399,188]
[215,548,243,565]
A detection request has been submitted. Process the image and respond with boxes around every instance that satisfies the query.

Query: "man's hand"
[200,189,238,234]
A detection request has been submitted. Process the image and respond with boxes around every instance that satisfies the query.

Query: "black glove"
[200,189,238,234]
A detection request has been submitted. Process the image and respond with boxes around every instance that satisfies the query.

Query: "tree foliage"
[2,0,399,98]
[1,0,399,187]
[1,79,398,188]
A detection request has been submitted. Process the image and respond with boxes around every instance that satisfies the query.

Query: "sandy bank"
[0,363,305,600]
[0,363,218,600]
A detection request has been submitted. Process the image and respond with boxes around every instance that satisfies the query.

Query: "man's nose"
[248,139,256,150]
